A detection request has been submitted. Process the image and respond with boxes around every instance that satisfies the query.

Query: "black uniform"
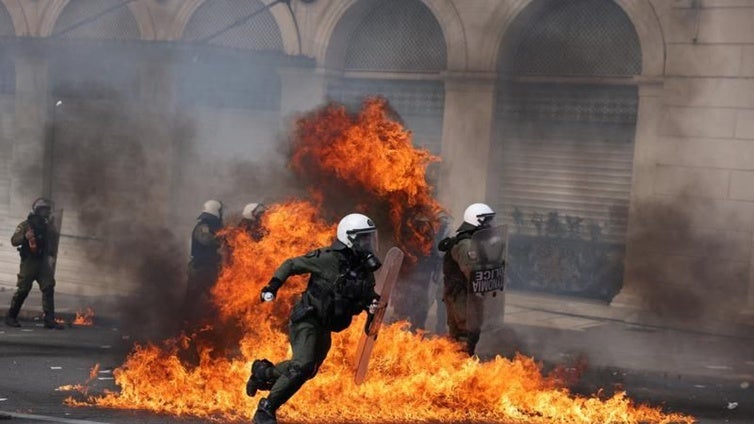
[186,212,223,315]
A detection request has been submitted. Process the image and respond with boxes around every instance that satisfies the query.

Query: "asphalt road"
[1,319,752,424]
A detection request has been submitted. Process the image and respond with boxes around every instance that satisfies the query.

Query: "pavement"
[1,283,753,422]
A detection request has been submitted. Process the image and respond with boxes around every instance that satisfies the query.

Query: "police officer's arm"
[10,221,30,247]
[451,238,475,281]
[193,223,220,249]
[264,250,324,296]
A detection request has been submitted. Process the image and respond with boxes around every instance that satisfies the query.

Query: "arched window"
[491,0,641,300]
[326,0,446,155]
[51,0,141,40]
[0,4,15,94]
[182,0,284,51]
[49,0,142,99]
[179,0,284,110]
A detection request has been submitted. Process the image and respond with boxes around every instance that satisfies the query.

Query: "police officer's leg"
[38,260,62,329]
[6,259,37,325]
[444,288,468,344]
[466,294,485,356]
[267,320,328,410]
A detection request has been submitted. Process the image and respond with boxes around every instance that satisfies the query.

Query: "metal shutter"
[490,82,638,299]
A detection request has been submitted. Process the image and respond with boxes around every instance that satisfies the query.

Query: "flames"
[73,307,95,326]
[291,98,443,262]
[64,99,694,423]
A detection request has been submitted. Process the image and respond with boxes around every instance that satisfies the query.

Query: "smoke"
[625,195,749,325]
[46,50,300,340]
[52,96,191,340]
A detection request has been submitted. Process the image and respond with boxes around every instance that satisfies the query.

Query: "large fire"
[65,99,694,423]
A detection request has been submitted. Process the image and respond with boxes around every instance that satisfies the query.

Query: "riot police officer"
[186,200,224,317]
[239,202,267,241]
[245,213,382,424]
[438,203,497,355]
[5,198,63,329]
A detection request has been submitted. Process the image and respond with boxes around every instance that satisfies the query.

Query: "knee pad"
[250,359,276,390]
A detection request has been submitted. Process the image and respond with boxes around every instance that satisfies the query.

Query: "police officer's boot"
[4,315,20,327]
[5,296,23,327]
[252,398,277,424]
[246,359,276,397]
[42,290,64,330]
[43,311,64,330]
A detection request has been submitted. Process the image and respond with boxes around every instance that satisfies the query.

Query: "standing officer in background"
[245,213,382,424]
[186,200,224,317]
[5,198,63,329]
[239,202,267,241]
[438,203,498,356]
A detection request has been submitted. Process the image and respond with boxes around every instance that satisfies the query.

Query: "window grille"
[52,0,141,40]
[182,0,284,52]
[501,0,641,77]
[344,0,446,72]
[0,4,13,36]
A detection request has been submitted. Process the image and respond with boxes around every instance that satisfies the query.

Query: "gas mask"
[351,232,381,272]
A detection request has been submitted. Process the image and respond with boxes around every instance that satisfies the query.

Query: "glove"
[260,277,283,302]
[367,298,380,315]
[438,237,454,252]
[364,312,375,337]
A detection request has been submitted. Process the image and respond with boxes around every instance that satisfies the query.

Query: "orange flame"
[57,364,100,395]
[66,100,694,423]
[73,307,95,326]
[291,97,443,262]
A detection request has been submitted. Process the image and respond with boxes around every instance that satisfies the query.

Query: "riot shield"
[466,224,508,336]
[353,246,404,385]
[47,208,63,275]
[469,224,507,294]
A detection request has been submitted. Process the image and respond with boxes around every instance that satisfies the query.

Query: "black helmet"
[31,197,53,216]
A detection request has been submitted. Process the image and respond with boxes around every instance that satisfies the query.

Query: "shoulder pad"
[304,249,322,258]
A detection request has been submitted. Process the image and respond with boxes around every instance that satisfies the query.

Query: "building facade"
[0,0,752,324]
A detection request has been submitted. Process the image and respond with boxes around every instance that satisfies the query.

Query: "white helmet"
[242,203,265,220]
[463,203,495,227]
[202,200,223,219]
[337,213,377,250]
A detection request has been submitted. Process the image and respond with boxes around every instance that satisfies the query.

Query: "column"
[611,79,664,308]
[437,72,497,222]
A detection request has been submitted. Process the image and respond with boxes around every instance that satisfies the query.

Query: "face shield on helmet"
[337,213,381,271]
[463,203,495,228]
[31,197,53,219]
